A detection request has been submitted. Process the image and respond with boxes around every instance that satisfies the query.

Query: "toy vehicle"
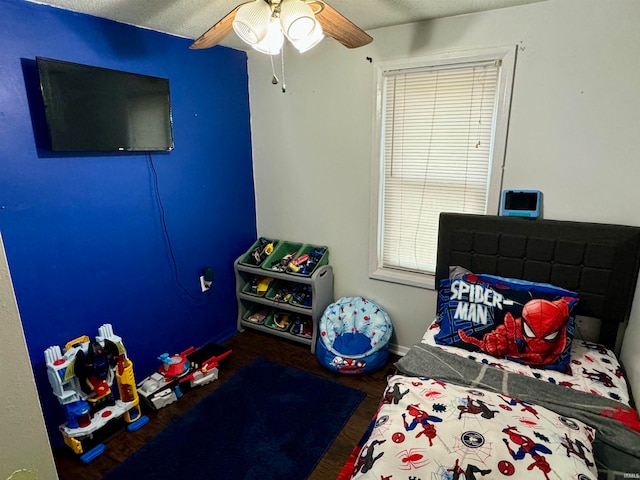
[248,275,273,296]
[249,237,275,265]
[265,312,292,331]
[287,247,326,274]
[267,252,296,271]
[44,324,148,463]
[257,276,273,295]
[137,342,232,410]
[290,315,313,338]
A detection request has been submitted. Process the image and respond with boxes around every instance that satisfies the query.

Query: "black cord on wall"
[147,153,207,303]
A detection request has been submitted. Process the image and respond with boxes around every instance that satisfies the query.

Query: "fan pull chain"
[270,54,279,85]
[267,48,286,93]
[280,48,286,93]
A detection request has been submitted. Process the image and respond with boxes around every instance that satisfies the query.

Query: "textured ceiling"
[27,0,545,50]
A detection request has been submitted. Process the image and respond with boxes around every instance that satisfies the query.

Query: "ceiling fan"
[190,0,373,54]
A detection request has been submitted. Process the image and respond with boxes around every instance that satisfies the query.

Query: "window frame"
[368,46,517,290]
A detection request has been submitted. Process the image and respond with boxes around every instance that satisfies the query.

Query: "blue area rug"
[104,357,366,479]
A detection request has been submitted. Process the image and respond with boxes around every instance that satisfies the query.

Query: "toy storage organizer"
[234,239,334,354]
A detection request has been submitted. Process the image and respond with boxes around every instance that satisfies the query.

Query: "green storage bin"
[288,283,312,308]
[264,311,293,331]
[288,314,313,338]
[261,241,303,273]
[242,275,274,297]
[264,280,296,303]
[242,305,273,325]
[239,237,279,267]
[286,244,329,276]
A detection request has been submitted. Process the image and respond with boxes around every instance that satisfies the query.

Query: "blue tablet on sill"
[500,190,542,218]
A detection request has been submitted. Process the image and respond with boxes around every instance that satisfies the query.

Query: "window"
[369,46,516,289]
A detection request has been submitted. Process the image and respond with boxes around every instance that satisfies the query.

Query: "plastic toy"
[267,252,296,272]
[246,308,270,324]
[270,282,294,302]
[290,315,313,338]
[287,247,326,274]
[290,284,312,307]
[255,276,273,295]
[245,275,273,296]
[137,342,232,410]
[249,237,275,265]
[44,324,149,463]
[272,312,291,330]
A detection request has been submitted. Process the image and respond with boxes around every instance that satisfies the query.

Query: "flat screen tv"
[36,57,174,152]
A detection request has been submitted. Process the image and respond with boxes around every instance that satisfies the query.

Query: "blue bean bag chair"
[317,296,393,375]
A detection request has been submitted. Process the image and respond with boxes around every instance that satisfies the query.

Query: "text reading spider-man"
[434,272,579,373]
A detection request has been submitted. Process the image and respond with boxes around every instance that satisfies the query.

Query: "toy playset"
[44,324,148,463]
[137,342,232,410]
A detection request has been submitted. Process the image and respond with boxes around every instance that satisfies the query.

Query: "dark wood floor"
[53,328,400,479]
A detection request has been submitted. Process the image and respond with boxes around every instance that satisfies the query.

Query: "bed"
[339,213,640,480]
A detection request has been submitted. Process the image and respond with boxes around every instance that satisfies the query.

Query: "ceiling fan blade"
[314,2,372,49]
[190,4,243,50]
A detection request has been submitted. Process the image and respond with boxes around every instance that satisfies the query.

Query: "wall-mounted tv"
[36,57,174,152]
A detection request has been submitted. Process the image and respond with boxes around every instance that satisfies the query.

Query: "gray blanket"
[395,342,640,480]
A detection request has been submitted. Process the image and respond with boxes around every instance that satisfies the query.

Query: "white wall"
[0,233,58,480]
[247,0,640,395]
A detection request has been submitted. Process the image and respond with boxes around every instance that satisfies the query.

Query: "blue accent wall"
[0,0,256,446]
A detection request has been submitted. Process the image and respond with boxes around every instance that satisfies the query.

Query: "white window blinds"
[380,60,501,275]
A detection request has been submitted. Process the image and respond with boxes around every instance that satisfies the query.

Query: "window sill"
[369,267,436,290]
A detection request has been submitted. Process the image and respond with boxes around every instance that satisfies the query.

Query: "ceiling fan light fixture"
[232,0,272,45]
[190,0,372,52]
[279,0,318,42]
[252,17,285,55]
[291,21,324,53]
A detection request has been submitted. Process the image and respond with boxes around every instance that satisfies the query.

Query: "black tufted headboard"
[435,213,640,350]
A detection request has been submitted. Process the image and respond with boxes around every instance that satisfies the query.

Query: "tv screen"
[36,57,174,152]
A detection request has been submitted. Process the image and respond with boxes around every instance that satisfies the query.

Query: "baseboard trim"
[389,343,409,356]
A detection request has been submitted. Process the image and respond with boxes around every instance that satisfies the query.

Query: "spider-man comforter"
[340,343,640,480]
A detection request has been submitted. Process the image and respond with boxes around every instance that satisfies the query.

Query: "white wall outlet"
[199,275,211,292]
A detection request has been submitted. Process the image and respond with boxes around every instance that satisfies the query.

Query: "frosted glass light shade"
[232,0,272,45]
[279,0,318,42]
[252,17,285,55]
[291,21,323,53]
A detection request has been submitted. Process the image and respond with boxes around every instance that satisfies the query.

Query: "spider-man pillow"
[434,271,579,373]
